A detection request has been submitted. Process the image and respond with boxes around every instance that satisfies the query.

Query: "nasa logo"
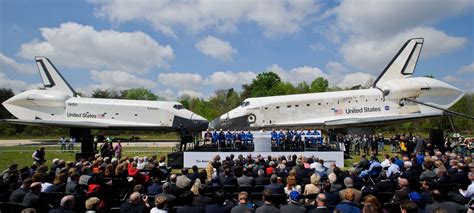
[385,105,390,111]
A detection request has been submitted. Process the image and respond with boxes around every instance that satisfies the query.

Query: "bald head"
[316,193,327,206]
[129,192,141,204]
[30,182,42,192]
[398,177,409,187]
[60,195,75,209]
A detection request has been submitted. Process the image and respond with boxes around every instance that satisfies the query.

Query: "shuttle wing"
[323,112,443,127]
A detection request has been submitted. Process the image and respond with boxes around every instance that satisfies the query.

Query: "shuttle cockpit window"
[173,104,184,110]
[240,101,250,107]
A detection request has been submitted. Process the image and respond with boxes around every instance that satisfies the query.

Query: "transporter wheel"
[247,114,256,124]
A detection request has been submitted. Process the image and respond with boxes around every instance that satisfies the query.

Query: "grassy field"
[0,143,399,171]
[0,145,173,170]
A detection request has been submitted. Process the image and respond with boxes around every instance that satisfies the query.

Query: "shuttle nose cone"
[209,117,221,130]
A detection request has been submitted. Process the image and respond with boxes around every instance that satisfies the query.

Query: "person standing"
[59,136,66,152]
[70,136,76,151]
[32,147,46,165]
[114,141,122,159]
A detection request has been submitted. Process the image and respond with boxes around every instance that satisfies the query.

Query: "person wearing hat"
[280,191,305,213]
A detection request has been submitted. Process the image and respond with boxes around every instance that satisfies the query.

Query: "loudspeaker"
[429,129,444,149]
[167,152,184,169]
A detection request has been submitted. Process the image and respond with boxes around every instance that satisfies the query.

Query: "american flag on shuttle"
[331,107,343,115]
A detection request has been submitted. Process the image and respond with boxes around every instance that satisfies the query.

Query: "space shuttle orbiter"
[209,38,466,130]
[2,57,209,131]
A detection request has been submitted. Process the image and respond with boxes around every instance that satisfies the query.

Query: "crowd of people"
[1,133,474,213]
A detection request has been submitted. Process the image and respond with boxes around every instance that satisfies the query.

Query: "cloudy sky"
[1,0,473,100]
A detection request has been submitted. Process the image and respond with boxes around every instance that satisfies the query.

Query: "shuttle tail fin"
[373,38,424,87]
[35,56,76,97]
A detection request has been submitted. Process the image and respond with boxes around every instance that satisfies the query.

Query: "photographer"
[120,192,150,213]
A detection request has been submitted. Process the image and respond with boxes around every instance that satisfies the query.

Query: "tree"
[250,72,282,97]
[310,77,329,93]
[0,88,14,119]
[91,89,120,99]
[120,87,158,100]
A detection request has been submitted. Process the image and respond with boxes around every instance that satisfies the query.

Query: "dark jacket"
[9,187,28,203]
[280,203,306,213]
[119,202,148,213]
[265,183,284,195]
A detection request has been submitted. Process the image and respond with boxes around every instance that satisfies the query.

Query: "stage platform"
[172,131,344,168]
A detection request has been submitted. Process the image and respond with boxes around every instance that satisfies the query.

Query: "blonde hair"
[310,173,320,185]
[85,197,100,210]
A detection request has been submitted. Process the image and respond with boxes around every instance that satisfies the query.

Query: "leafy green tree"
[296,81,311,93]
[120,87,158,100]
[250,72,282,97]
[91,89,120,99]
[310,77,329,93]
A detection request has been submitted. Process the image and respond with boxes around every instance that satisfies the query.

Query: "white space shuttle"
[209,38,466,130]
[2,57,209,131]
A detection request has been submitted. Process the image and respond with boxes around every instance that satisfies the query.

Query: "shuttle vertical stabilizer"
[35,56,77,97]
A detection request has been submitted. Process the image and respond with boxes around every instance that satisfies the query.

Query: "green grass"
[0,144,403,171]
[0,145,173,170]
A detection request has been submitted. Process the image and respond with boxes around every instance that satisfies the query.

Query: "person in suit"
[309,193,332,213]
[188,165,200,181]
[265,174,285,194]
[256,189,280,213]
[392,177,411,202]
[157,182,176,209]
[176,190,204,213]
[22,182,42,208]
[254,169,269,185]
[338,177,362,203]
[280,191,306,213]
[176,168,192,189]
[9,178,33,203]
[120,192,149,213]
[49,195,76,213]
[237,167,254,186]
[231,191,254,213]
[192,185,212,207]
[65,172,80,194]
[222,168,238,185]
[205,191,232,213]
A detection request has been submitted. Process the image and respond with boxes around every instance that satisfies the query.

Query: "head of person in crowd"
[316,193,327,207]
[85,197,100,211]
[400,200,418,213]
[363,203,379,213]
[342,188,355,202]
[60,195,75,210]
[154,196,167,210]
[263,188,273,203]
[289,191,300,204]
[238,191,249,204]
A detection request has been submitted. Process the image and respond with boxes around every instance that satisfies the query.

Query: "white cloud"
[195,36,236,61]
[90,70,157,89]
[267,64,328,85]
[178,90,203,98]
[332,0,473,37]
[158,72,204,90]
[458,62,474,74]
[337,72,374,89]
[340,27,467,73]
[91,0,320,38]
[156,88,177,101]
[0,72,41,93]
[19,22,174,74]
[0,53,35,74]
[205,71,256,89]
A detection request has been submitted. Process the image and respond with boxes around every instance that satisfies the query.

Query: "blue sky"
[1,0,473,100]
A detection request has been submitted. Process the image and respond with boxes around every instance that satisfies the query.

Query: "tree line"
[0,72,472,137]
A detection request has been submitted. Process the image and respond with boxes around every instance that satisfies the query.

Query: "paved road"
[0,139,179,147]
